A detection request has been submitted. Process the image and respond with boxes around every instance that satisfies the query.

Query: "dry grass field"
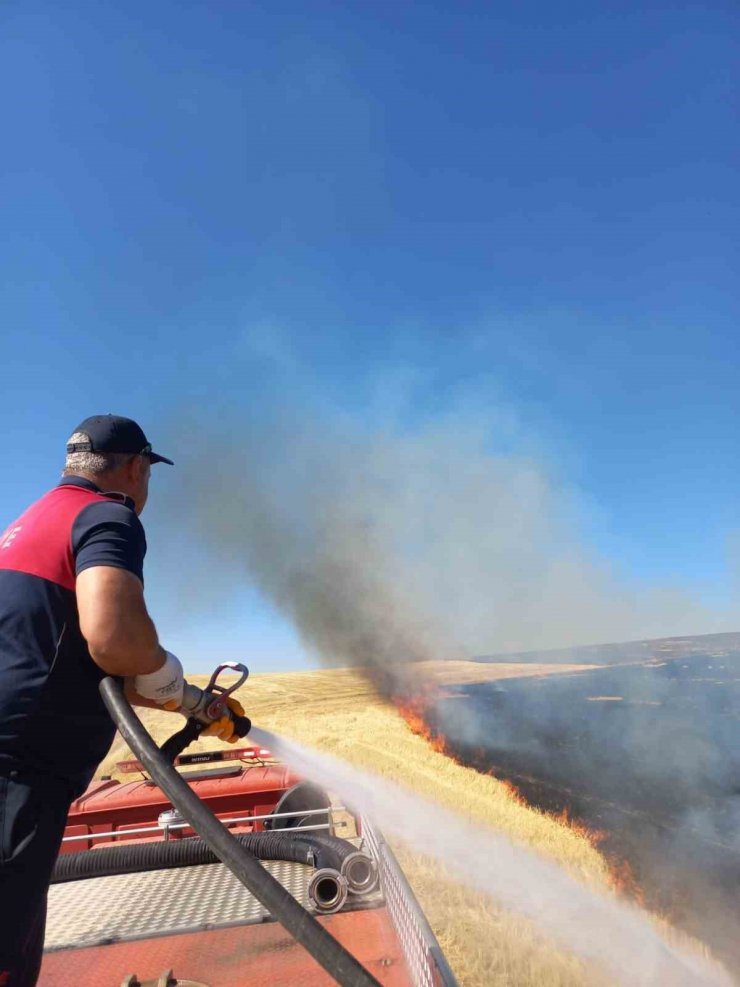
[97,662,717,986]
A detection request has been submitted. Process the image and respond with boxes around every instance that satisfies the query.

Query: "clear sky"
[1,2,738,672]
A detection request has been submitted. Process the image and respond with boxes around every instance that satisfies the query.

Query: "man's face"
[96,455,153,513]
[119,454,151,514]
[134,456,152,515]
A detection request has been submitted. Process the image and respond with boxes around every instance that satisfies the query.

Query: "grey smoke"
[176,407,731,676]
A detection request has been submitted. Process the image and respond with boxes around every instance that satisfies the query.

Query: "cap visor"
[149,452,174,465]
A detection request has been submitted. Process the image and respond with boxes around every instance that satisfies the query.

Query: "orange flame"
[397,698,463,760]
[606,857,646,906]
[395,695,644,901]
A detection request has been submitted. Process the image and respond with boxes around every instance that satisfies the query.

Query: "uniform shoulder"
[72,498,147,581]
[74,496,143,528]
[72,498,146,554]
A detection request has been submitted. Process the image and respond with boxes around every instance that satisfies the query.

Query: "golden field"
[98,663,717,986]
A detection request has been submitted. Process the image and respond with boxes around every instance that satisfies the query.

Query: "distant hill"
[475,630,740,665]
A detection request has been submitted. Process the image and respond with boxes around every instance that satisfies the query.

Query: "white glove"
[134,651,184,706]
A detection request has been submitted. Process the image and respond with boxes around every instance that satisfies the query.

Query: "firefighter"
[0,415,240,986]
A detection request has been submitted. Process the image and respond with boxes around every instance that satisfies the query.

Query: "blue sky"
[1,1,738,671]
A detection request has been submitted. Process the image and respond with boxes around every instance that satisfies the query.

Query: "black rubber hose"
[52,832,316,884]
[99,677,381,987]
[259,831,367,875]
[296,832,360,865]
[52,832,371,885]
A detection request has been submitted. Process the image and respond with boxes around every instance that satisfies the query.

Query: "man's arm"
[78,565,243,739]
[76,565,165,677]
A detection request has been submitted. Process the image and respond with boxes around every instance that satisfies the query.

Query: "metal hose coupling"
[181,663,250,723]
[341,852,379,896]
[308,868,349,914]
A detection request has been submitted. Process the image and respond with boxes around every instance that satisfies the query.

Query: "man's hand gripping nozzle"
[160,662,252,762]
[181,661,251,741]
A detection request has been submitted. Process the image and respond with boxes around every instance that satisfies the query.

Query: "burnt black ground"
[430,634,740,975]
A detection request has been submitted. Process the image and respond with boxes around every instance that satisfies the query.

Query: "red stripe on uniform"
[0,487,107,590]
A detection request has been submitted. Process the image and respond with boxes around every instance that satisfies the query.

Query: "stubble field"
[97,662,716,986]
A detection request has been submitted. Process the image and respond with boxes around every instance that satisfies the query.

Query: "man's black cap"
[67,415,174,465]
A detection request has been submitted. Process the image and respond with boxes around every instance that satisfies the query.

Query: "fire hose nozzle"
[180,682,210,720]
[180,662,250,725]
[159,664,252,763]
[179,685,251,740]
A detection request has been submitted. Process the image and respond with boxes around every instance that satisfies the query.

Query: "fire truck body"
[40,746,456,987]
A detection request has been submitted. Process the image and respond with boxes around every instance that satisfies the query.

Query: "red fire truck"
[40,668,456,987]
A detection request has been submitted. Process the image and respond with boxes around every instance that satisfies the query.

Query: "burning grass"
[96,662,721,986]
[394,695,651,903]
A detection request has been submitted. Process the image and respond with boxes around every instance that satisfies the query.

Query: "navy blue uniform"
[0,476,146,985]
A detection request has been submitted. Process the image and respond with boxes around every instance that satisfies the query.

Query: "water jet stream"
[251,726,731,987]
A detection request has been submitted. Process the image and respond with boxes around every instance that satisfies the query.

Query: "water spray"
[250,725,731,987]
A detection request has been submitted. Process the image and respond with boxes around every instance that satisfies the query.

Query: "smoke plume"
[177,405,730,680]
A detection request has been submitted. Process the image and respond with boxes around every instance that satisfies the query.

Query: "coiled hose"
[288,833,379,894]
[53,830,378,895]
[52,832,314,883]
